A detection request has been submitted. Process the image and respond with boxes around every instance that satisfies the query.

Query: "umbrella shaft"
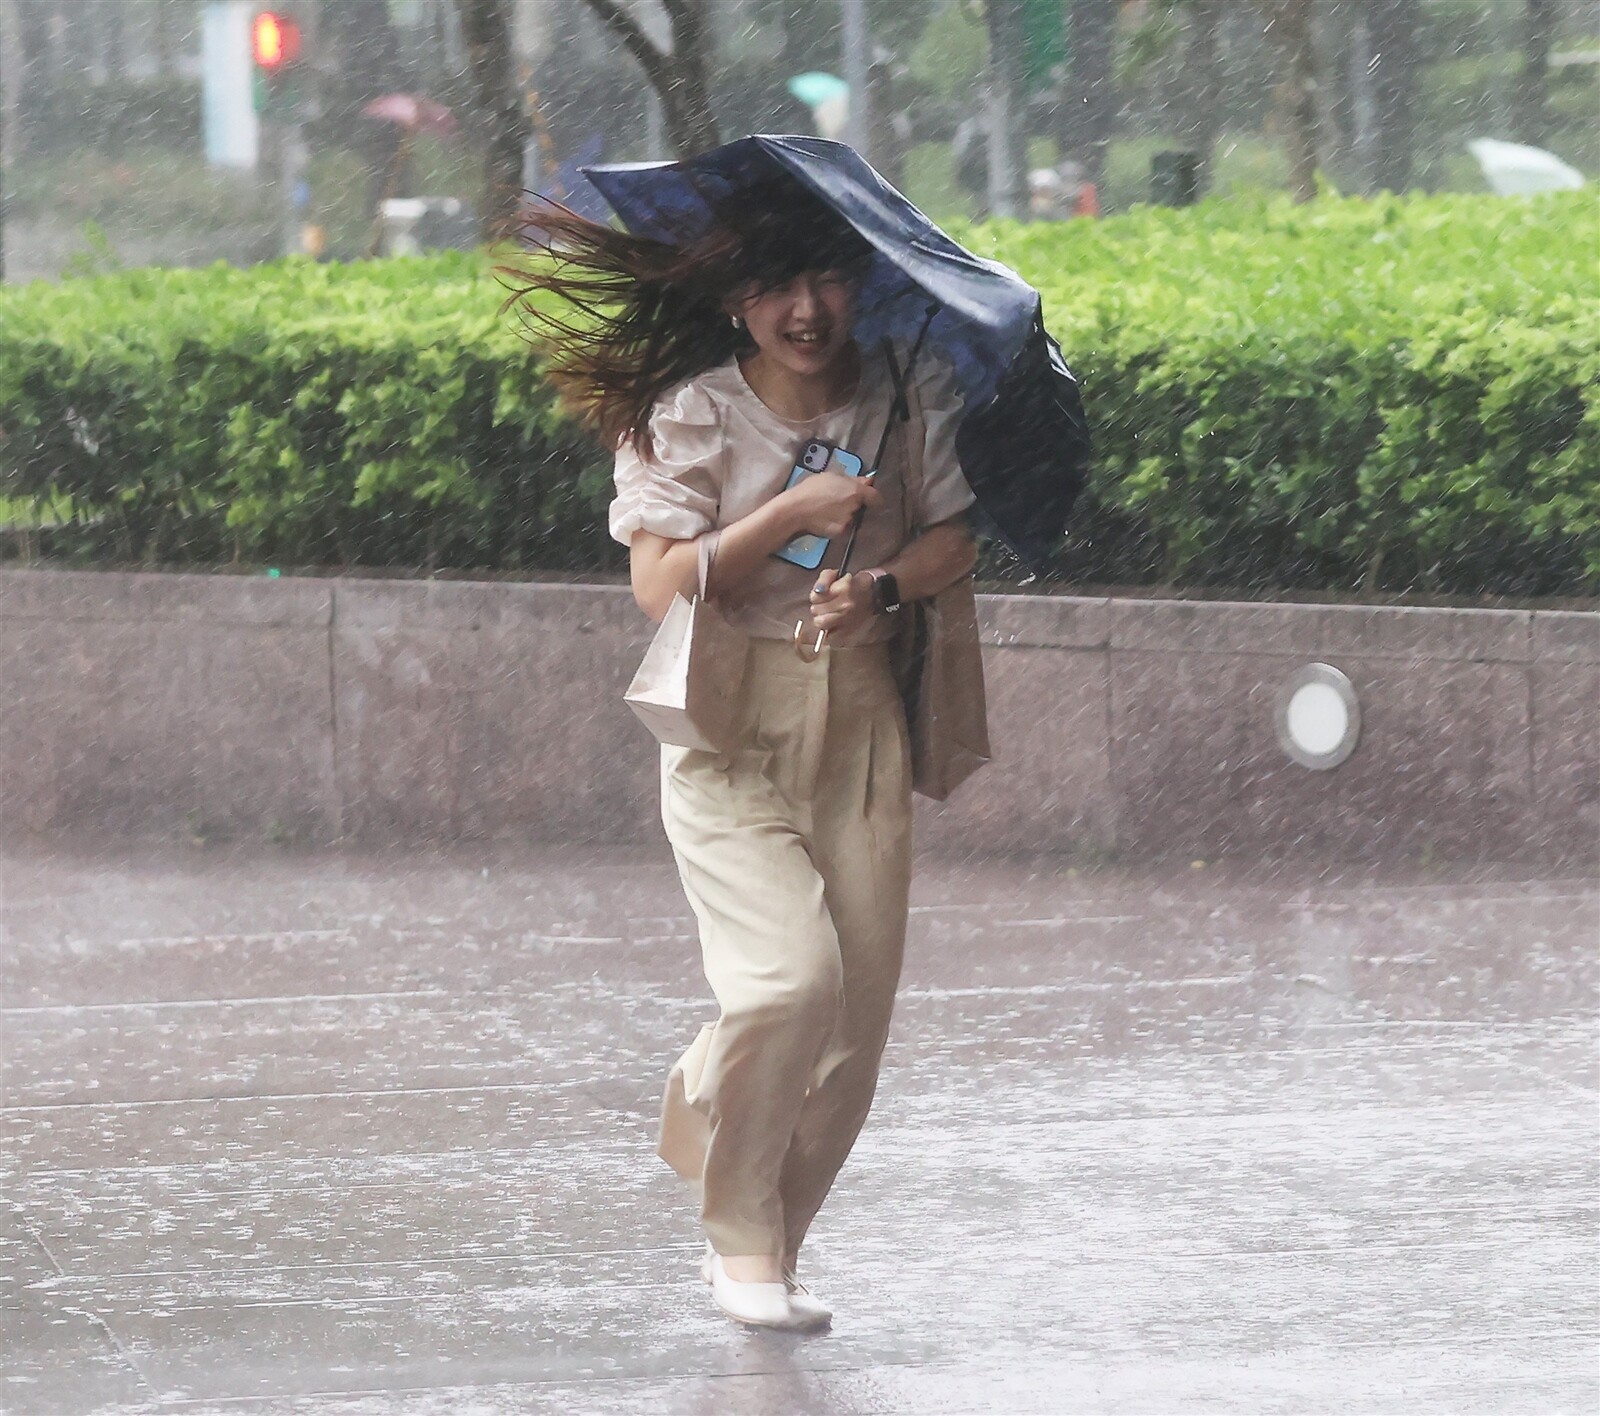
[837,507,867,574]
[834,307,937,582]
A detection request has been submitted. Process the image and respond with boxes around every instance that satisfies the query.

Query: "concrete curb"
[3,569,1594,862]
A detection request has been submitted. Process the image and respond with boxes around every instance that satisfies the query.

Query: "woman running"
[507,173,977,1330]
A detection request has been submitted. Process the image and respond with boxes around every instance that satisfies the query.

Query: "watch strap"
[868,569,902,614]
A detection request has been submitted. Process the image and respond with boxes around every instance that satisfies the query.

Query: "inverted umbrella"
[535,134,613,226]
[581,135,1092,571]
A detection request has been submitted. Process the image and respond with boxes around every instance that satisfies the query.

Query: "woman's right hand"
[782,471,882,539]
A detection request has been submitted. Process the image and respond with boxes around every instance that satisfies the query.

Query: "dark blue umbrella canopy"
[583,135,1092,571]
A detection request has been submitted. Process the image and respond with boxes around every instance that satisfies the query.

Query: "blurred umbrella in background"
[786,73,851,143]
[361,94,459,139]
[1467,138,1586,196]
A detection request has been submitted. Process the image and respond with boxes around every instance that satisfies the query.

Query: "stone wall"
[2,569,1594,862]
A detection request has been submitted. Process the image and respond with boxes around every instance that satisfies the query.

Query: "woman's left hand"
[809,570,876,638]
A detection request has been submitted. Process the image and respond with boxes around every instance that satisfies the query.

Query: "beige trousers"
[657,636,913,1259]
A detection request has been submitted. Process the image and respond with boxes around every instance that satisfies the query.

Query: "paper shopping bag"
[624,591,748,753]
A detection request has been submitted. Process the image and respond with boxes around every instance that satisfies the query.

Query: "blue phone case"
[773,444,867,570]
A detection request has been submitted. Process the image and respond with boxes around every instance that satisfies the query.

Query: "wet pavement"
[1,838,1596,1415]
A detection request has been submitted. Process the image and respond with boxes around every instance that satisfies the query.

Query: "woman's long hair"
[499,176,874,455]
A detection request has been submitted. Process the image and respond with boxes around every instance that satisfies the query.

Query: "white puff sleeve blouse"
[608,379,723,545]
[606,348,976,642]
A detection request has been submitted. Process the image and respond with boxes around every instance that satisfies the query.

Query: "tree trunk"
[99,0,126,157]
[1312,0,1355,185]
[15,0,50,101]
[326,0,402,105]
[59,0,96,85]
[1342,10,1380,193]
[657,66,720,158]
[661,0,720,156]
[1260,0,1320,203]
[841,0,871,161]
[0,0,11,283]
[100,0,126,84]
[455,0,532,243]
[985,0,1027,218]
[152,0,179,79]
[1062,0,1117,192]
[868,55,906,188]
[579,0,721,159]
[1365,0,1418,193]
[1514,0,1555,146]
[1181,0,1224,196]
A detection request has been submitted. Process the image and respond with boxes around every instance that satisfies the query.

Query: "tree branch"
[581,0,672,90]
[659,0,698,41]
[578,0,719,156]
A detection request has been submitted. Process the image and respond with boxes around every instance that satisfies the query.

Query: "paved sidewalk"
[2,839,1596,1415]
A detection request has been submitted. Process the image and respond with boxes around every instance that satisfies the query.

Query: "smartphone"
[773,439,868,571]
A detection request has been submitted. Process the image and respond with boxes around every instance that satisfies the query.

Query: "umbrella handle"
[801,495,867,661]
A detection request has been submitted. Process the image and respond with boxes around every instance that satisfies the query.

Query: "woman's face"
[729,268,859,381]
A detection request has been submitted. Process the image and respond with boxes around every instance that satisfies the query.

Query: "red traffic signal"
[252,11,301,71]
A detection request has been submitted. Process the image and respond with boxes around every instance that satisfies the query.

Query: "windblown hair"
[499,175,874,455]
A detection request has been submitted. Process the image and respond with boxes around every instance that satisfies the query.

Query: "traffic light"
[251,10,303,118]
[252,11,301,72]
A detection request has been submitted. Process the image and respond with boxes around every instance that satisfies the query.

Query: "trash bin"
[1150,151,1201,208]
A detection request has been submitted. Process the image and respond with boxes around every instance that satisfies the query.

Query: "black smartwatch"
[868,570,902,615]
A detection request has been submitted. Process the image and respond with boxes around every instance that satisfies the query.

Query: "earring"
[730,314,743,330]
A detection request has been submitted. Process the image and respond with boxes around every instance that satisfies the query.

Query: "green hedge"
[0,256,614,573]
[0,189,1595,597]
[966,189,1599,594]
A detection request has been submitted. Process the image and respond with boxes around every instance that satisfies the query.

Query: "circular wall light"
[1276,663,1361,770]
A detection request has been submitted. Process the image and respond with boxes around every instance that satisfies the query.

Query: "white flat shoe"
[782,1269,832,1327]
[706,1253,824,1331]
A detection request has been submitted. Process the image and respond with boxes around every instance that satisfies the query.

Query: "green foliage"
[903,141,979,224]
[961,188,1599,594]
[0,254,618,574]
[908,1,989,103]
[0,190,1594,597]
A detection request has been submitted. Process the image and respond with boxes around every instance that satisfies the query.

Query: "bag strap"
[882,343,928,546]
[857,345,907,487]
[696,528,721,602]
[873,303,937,464]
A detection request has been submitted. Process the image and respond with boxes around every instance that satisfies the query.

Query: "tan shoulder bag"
[888,351,992,801]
